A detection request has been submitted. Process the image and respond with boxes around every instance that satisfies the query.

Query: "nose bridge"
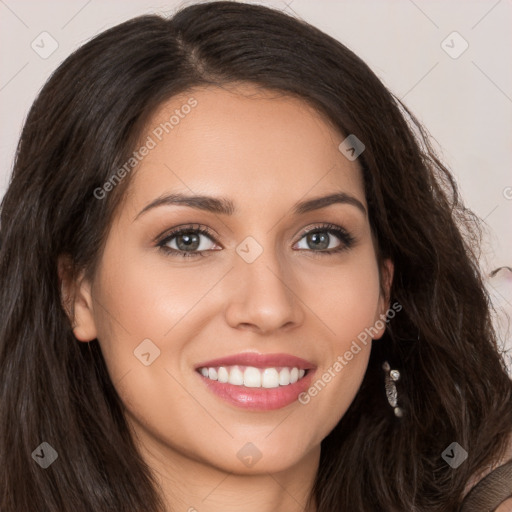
[224,233,303,331]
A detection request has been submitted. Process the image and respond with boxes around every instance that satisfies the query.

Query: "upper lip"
[195,352,316,370]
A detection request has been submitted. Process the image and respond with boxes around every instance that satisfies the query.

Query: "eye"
[294,223,355,255]
[157,224,219,258]
[156,222,355,259]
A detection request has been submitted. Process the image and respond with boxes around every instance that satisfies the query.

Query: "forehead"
[123,83,365,218]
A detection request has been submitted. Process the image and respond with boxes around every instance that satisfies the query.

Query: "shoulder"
[462,435,512,511]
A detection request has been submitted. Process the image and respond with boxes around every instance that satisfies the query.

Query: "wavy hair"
[1,2,511,510]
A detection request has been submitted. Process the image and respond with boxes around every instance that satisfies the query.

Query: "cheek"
[91,246,227,381]
[304,250,383,346]
[295,249,382,432]
[94,248,211,339]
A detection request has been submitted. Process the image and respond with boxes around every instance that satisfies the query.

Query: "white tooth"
[217,366,229,383]
[279,368,291,386]
[228,366,244,386]
[204,365,304,386]
[244,366,261,387]
[262,368,279,388]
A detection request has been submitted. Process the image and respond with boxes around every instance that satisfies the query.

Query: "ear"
[380,258,394,308]
[58,254,98,342]
[373,258,395,340]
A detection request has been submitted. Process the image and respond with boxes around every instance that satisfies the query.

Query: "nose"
[223,239,305,334]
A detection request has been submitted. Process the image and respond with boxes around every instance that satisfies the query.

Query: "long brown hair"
[1,2,510,510]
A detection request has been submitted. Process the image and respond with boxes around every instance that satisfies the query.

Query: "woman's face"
[71,83,392,476]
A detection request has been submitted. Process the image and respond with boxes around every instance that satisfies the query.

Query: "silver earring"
[382,361,403,417]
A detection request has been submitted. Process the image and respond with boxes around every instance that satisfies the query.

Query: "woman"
[1,2,511,511]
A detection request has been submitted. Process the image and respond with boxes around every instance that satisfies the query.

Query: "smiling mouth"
[197,365,309,388]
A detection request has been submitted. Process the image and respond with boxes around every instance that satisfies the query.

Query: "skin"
[63,83,393,512]
[497,498,512,511]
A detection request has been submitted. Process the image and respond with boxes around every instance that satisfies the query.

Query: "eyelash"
[156,222,355,259]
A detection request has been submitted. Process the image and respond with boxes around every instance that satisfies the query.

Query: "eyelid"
[296,222,350,241]
[155,223,221,246]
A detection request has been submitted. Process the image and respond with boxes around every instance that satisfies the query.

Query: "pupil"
[309,232,328,250]
[178,232,199,251]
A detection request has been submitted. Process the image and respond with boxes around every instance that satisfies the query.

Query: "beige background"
[1,0,511,370]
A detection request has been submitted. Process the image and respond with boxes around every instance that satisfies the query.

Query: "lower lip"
[197,370,315,411]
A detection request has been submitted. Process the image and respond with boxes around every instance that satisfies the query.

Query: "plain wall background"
[1,0,511,369]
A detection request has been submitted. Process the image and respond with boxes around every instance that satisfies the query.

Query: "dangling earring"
[382,361,403,417]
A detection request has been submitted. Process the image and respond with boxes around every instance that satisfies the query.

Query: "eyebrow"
[134,191,366,221]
